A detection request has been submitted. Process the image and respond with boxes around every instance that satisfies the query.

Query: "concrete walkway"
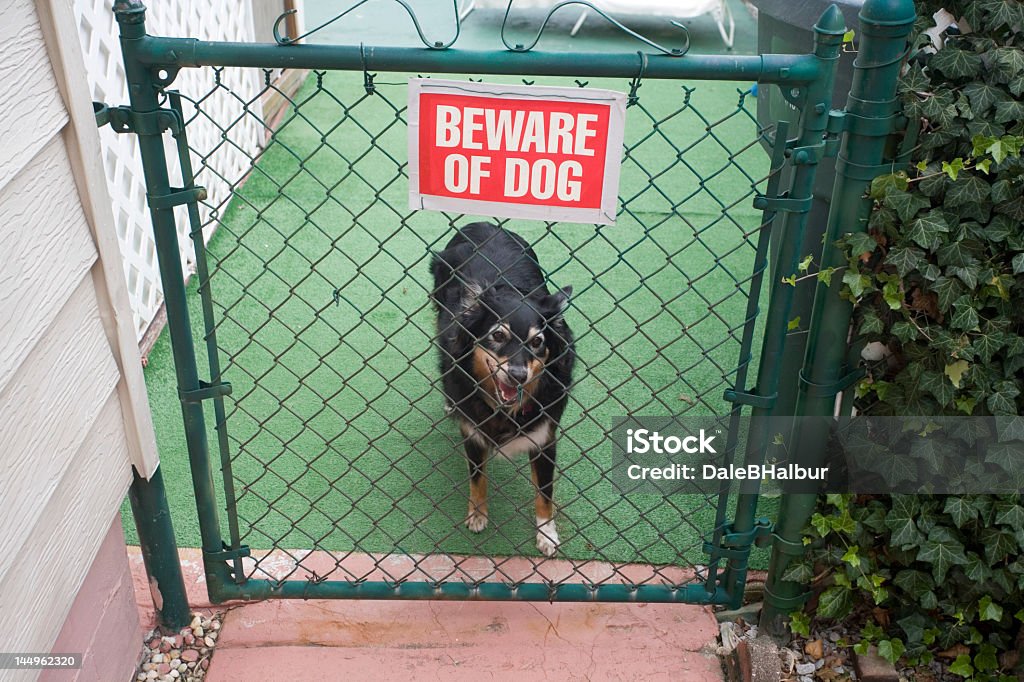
[129,548,724,680]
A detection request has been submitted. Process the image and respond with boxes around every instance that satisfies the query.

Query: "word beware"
[409,79,626,224]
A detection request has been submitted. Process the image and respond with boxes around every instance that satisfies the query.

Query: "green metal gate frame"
[109,0,914,627]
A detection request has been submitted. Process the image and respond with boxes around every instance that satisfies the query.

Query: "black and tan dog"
[431,222,575,557]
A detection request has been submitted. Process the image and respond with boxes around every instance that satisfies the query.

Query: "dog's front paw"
[466,506,489,533]
[536,518,559,557]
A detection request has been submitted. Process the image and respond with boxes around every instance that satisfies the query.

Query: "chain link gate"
[105,0,857,607]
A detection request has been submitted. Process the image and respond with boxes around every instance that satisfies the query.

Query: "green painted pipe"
[719,4,845,609]
[116,0,234,597]
[127,466,191,628]
[759,0,916,639]
[210,577,730,604]
[134,36,824,84]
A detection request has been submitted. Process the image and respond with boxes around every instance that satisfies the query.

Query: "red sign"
[409,79,626,225]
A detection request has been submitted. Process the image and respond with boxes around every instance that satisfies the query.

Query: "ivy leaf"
[892,321,919,343]
[989,47,1024,85]
[887,496,924,548]
[949,653,974,678]
[978,594,1004,622]
[946,174,991,207]
[942,158,966,181]
[963,552,993,582]
[782,560,815,583]
[974,643,999,673]
[979,527,1018,563]
[893,569,934,600]
[844,232,878,257]
[869,172,909,199]
[816,585,854,620]
[921,370,956,406]
[982,0,1024,29]
[963,81,1007,114]
[916,527,968,583]
[943,497,979,530]
[907,211,950,250]
[949,301,980,331]
[877,639,905,665]
[885,246,924,277]
[987,381,1021,416]
[991,179,1016,204]
[883,190,931,223]
[995,100,1024,124]
[994,502,1024,529]
[931,48,983,79]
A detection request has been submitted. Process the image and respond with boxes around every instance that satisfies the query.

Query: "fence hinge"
[179,380,232,403]
[703,518,773,561]
[798,366,864,399]
[148,186,208,210]
[723,387,777,410]
[205,542,251,563]
[93,101,183,135]
[752,192,812,215]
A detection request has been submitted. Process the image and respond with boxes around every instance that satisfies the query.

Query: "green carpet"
[128,1,778,569]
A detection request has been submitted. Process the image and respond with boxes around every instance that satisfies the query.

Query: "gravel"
[135,612,223,682]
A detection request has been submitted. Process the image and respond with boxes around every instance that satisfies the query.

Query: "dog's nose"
[507,366,529,385]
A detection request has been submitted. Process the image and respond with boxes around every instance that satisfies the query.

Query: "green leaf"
[885,246,924,277]
[916,527,968,583]
[1013,253,1024,275]
[978,594,1004,622]
[991,179,1016,204]
[944,360,970,389]
[995,99,1024,124]
[983,0,1024,29]
[893,569,933,600]
[882,279,902,310]
[841,545,860,568]
[950,301,980,331]
[931,48,983,79]
[787,316,800,332]
[870,172,909,199]
[883,190,931,223]
[980,527,1018,563]
[877,639,905,665]
[798,254,813,273]
[789,611,811,638]
[946,174,991,207]
[963,81,1007,115]
[943,496,979,527]
[988,381,1021,416]
[892,321,919,343]
[782,560,814,583]
[942,158,967,181]
[964,552,993,582]
[860,309,884,335]
[989,47,1024,85]
[816,585,854,620]
[842,269,871,300]
[994,502,1024,529]
[949,653,974,678]
[886,496,924,548]
[974,643,999,673]
[907,210,950,250]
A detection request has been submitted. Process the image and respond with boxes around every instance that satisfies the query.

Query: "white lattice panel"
[75,0,266,339]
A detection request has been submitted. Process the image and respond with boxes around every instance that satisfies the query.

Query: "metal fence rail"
[105,0,914,615]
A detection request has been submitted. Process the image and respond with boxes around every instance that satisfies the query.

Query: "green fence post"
[719,4,845,607]
[128,466,191,628]
[760,0,915,638]
[115,0,233,598]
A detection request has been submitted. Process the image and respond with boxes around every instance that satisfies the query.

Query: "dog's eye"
[530,334,544,350]
[490,330,507,344]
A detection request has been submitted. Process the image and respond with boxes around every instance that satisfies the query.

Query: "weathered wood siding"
[0,0,160,670]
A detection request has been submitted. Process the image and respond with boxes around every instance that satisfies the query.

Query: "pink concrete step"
[206,598,722,681]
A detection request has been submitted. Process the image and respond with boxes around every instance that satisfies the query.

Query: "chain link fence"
[167,65,778,593]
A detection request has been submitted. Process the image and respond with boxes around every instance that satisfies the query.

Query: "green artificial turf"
[129,2,778,570]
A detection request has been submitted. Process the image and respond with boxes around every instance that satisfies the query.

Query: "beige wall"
[0,0,159,675]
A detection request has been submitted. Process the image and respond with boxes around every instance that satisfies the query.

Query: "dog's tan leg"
[531,444,559,557]
[464,431,489,533]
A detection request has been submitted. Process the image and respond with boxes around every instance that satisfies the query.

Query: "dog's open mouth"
[494,378,519,404]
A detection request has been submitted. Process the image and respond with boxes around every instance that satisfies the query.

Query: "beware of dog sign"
[408,79,626,225]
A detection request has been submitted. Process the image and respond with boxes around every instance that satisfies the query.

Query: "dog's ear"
[460,280,484,315]
[542,286,572,320]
